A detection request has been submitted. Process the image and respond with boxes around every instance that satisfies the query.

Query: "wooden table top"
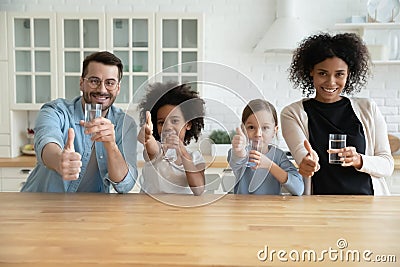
[0,193,399,267]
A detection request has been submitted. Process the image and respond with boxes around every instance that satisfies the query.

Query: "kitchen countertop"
[0,154,399,170]
[393,154,400,170]
[0,155,37,167]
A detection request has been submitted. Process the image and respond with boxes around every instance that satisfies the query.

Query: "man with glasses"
[21,51,138,193]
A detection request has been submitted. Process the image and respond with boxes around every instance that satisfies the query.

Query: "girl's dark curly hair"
[138,82,205,145]
[288,32,371,97]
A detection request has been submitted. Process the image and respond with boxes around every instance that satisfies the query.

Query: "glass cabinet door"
[7,13,202,110]
[108,14,154,106]
[58,14,105,100]
[9,14,56,109]
[156,14,203,91]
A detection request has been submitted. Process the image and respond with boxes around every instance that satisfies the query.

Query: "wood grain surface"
[0,193,399,266]
[389,134,400,154]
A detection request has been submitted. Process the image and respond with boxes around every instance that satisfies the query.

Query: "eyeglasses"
[84,77,119,91]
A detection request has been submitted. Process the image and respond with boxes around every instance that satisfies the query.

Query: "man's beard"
[83,91,116,111]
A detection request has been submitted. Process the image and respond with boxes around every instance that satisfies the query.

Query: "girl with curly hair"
[137,82,205,195]
[281,32,393,195]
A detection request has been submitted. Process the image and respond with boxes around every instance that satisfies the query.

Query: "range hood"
[254,0,318,53]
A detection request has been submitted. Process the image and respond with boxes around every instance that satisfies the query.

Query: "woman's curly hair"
[288,32,371,97]
[138,81,205,145]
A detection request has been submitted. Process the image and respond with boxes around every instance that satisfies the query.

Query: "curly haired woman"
[281,32,393,195]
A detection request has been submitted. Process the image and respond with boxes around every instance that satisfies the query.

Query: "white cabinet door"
[0,61,11,157]
[56,14,106,100]
[106,14,155,110]
[6,12,204,111]
[0,61,10,134]
[155,13,204,90]
[1,167,32,192]
[0,12,7,61]
[8,13,105,110]
[7,13,57,110]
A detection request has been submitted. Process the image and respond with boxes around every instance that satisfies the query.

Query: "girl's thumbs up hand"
[231,126,247,158]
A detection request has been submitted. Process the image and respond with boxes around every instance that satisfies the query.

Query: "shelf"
[333,23,400,64]
[333,23,400,38]
[372,60,400,65]
[335,22,400,30]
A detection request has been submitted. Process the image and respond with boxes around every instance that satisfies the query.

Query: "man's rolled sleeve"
[106,163,137,193]
[34,106,66,166]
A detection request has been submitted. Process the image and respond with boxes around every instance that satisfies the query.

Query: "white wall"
[2,0,399,151]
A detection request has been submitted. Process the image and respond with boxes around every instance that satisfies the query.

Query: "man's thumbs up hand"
[60,128,82,180]
[64,128,75,152]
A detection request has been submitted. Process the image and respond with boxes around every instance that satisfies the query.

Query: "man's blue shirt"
[21,96,138,193]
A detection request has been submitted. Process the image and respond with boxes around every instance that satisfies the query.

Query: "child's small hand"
[232,126,247,158]
[144,111,154,142]
[163,131,180,151]
[177,136,191,160]
[248,151,272,170]
[163,132,191,163]
[138,111,154,144]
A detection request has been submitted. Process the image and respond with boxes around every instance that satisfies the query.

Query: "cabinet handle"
[20,169,32,175]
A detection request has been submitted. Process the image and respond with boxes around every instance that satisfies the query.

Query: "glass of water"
[160,129,177,162]
[328,134,347,164]
[85,103,102,138]
[246,139,261,167]
[85,103,102,122]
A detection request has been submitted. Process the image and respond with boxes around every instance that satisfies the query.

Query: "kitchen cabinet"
[7,12,203,111]
[333,23,400,64]
[0,12,10,156]
[7,13,57,110]
[57,14,106,101]
[3,11,203,157]
[0,167,32,192]
[0,61,10,135]
[0,62,11,156]
[106,14,155,108]
[156,14,204,91]
[8,13,104,108]
[0,12,7,61]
